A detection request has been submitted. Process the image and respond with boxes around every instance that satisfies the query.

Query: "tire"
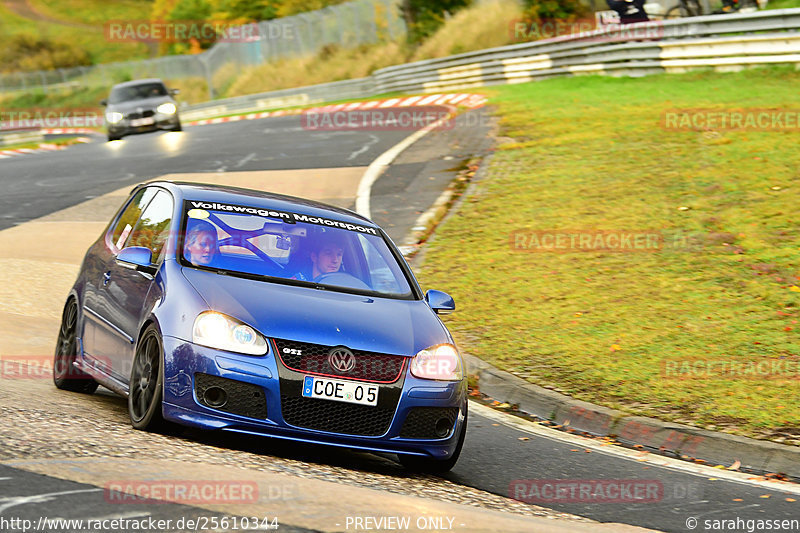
[172,120,182,132]
[108,134,120,142]
[53,299,98,394]
[399,405,468,475]
[128,324,166,431]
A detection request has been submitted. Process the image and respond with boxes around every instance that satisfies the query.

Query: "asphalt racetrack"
[1,114,798,533]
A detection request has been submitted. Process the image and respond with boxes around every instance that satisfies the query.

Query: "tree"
[400,0,470,44]
[213,0,281,22]
[521,0,589,26]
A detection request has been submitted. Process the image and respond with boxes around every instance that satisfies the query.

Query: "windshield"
[178,201,414,299]
[109,82,168,104]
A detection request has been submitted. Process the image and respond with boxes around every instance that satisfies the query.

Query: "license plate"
[130,117,154,127]
[302,376,378,406]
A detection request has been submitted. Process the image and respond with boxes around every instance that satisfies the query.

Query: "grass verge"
[417,66,800,443]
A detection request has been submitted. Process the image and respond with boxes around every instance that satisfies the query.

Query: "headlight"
[193,312,267,355]
[409,344,463,381]
[157,102,177,115]
[106,111,124,124]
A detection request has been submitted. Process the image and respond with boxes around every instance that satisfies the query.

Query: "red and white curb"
[40,128,98,135]
[0,137,91,159]
[186,93,488,127]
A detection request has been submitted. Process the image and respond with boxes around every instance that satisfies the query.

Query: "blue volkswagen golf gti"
[54,181,467,472]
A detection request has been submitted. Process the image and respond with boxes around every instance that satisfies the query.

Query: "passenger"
[184,219,218,265]
[292,236,345,281]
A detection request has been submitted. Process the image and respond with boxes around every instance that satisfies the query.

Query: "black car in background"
[101,79,182,141]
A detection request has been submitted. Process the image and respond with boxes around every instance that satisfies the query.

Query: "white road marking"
[0,488,102,514]
[235,152,256,168]
[348,134,379,161]
[355,108,454,219]
[470,401,800,495]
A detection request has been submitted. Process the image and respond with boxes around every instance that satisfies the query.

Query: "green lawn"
[418,67,800,443]
[0,2,150,64]
[30,0,152,26]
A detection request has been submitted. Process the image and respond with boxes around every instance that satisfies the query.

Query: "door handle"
[102,271,111,286]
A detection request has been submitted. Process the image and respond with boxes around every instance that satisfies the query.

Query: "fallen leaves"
[727,459,741,471]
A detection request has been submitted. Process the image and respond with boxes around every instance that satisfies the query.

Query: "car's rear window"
[109,83,168,104]
[178,200,414,299]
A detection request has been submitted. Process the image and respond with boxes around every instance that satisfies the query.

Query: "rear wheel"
[53,299,98,393]
[399,406,467,475]
[129,325,166,431]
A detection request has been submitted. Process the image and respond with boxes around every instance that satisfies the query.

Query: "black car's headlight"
[157,102,177,115]
[192,311,268,355]
[106,112,124,124]
[409,344,463,381]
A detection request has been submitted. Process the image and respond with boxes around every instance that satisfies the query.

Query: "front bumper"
[161,336,468,459]
[107,113,180,136]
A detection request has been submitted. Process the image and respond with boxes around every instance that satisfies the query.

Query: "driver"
[292,235,345,282]
[184,219,218,266]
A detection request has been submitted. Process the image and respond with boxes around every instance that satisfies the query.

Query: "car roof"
[142,181,378,229]
[111,78,166,89]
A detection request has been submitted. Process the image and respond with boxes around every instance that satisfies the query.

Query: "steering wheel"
[216,238,284,276]
[314,272,371,291]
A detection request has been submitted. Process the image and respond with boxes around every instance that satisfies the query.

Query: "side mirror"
[116,246,157,275]
[425,289,455,315]
[169,88,180,96]
[100,99,108,106]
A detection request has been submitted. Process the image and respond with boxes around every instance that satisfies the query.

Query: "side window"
[357,234,402,294]
[124,191,174,264]
[110,188,156,251]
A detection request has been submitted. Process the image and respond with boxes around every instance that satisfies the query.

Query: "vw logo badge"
[328,347,356,373]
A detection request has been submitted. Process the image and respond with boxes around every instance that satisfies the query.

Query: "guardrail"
[0,0,404,98]
[179,9,800,120]
[0,131,43,147]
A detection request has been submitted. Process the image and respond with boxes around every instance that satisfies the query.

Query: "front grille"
[126,110,155,120]
[399,407,459,439]
[280,395,395,436]
[194,373,267,419]
[273,339,406,383]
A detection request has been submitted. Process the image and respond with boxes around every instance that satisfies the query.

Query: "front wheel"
[128,325,166,431]
[399,407,467,475]
[53,299,98,394]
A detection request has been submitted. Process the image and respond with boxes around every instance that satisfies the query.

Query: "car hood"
[108,96,174,113]
[181,267,449,356]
